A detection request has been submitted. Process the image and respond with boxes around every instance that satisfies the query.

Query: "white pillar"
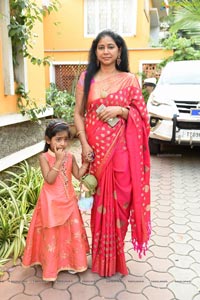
[0,0,15,95]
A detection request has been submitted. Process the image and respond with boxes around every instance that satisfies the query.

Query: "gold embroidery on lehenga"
[60,252,69,259]
[61,154,68,187]
[47,242,56,253]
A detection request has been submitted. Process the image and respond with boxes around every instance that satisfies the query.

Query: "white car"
[147,60,200,154]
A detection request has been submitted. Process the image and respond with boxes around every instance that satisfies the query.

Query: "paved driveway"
[0,141,200,300]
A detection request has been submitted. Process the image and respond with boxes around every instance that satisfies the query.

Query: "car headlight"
[147,93,178,120]
[148,93,174,106]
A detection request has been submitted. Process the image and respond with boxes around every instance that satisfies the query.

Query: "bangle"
[76,130,85,137]
[82,165,88,170]
[121,107,125,116]
[52,166,59,172]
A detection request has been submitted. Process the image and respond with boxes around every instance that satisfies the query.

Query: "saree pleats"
[91,143,130,276]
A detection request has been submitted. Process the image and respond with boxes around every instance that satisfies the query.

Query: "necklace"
[100,89,108,98]
[98,70,118,98]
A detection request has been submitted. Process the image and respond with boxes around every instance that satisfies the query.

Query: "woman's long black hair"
[43,120,70,152]
[82,30,130,112]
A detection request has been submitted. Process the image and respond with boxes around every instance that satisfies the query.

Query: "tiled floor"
[1,140,200,300]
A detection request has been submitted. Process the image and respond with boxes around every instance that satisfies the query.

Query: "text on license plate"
[179,130,200,139]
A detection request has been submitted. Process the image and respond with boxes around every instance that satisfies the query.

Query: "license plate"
[177,129,200,142]
[191,108,200,117]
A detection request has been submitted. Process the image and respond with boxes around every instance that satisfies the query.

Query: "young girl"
[22,120,90,281]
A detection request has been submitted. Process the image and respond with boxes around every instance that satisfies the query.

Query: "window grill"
[55,64,87,93]
[142,63,161,80]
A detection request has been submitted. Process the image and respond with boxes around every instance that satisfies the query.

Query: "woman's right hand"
[82,143,95,162]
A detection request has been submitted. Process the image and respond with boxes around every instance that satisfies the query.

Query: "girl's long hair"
[43,120,70,152]
[82,30,130,111]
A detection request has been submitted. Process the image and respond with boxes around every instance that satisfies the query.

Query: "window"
[51,63,87,92]
[84,0,137,37]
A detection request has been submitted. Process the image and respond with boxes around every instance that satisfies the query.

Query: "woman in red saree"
[74,30,151,277]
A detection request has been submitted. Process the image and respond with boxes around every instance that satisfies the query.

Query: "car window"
[158,63,200,85]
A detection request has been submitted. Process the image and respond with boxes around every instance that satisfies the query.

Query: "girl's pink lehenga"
[22,151,89,281]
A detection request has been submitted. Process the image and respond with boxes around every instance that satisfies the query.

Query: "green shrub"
[0,161,43,268]
[46,83,75,123]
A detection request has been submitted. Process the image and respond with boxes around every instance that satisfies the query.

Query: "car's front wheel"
[149,139,160,155]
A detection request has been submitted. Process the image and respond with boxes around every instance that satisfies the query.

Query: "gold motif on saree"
[96,187,101,195]
[144,185,150,192]
[97,205,106,214]
[146,204,151,211]
[116,218,125,228]
[123,202,129,209]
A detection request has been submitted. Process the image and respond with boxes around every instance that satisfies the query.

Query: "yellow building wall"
[27,19,46,107]
[0,0,172,115]
[135,0,151,48]
[43,0,172,87]
[0,0,46,115]
[43,0,151,50]
[129,49,173,73]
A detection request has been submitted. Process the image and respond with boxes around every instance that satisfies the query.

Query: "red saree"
[77,72,151,277]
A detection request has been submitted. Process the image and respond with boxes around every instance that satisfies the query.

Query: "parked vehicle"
[147,60,200,154]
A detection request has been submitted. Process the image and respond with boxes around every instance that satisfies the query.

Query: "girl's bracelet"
[82,165,89,170]
[52,166,60,172]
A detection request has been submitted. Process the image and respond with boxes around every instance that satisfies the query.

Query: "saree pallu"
[84,74,151,277]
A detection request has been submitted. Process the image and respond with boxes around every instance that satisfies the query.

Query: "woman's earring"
[96,59,100,67]
[117,56,121,66]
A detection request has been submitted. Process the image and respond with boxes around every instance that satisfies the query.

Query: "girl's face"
[96,35,121,66]
[48,130,69,152]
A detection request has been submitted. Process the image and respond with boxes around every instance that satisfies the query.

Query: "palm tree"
[170,0,200,46]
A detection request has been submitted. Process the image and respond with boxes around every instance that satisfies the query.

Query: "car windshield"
[158,63,200,85]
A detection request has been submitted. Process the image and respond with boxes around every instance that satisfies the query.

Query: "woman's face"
[96,35,120,67]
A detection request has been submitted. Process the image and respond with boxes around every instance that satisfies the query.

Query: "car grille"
[175,100,200,114]
[177,121,200,130]
[174,100,200,129]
